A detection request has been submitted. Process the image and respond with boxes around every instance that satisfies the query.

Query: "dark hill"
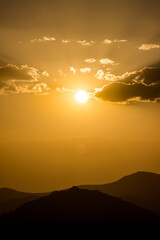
[1,186,159,230]
[79,171,160,215]
[0,188,49,203]
[0,188,34,203]
[0,188,50,214]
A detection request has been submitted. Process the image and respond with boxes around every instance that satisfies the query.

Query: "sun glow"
[75,90,88,103]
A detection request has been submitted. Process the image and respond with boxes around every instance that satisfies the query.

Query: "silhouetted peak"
[1,181,159,229]
[70,186,80,191]
[133,171,157,176]
[118,171,160,182]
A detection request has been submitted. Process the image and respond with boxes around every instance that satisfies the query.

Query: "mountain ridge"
[1,186,159,228]
[1,171,160,218]
[79,171,160,215]
[0,188,50,215]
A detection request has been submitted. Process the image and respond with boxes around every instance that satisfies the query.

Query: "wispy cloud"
[94,69,117,81]
[80,68,91,73]
[56,87,74,93]
[138,44,160,50]
[114,39,127,43]
[102,39,127,44]
[84,58,96,63]
[42,71,49,77]
[31,36,56,43]
[104,71,117,81]
[70,66,77,75]
[103,39,112,44]
[99,58,117,65]
[61,39,72,44]
[95,69,104,80]
[77,40,95,46]
[30,37,128,46]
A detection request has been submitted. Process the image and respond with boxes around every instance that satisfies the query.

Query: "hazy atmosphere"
[0,0,160,192]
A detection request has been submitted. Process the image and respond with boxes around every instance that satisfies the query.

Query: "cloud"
[0,64,50,95]
[95,69,104,79]
[94,67,160,103]
[0,64,39,82]
[32,83,50,95]
[95,82,160,103]
[58,69,63,77]
[114,39,127,43]
[30,37,128,46]
[138,44,160,50]
[77,40,95,46]
[94,68,118,81]
[70,66,77,75]
[42,71,49,77]
[0,81,50,95]
[102,39,127,44]
[103,39,112,44]
[31,36,56,43]
[99,58,117,65]
[62,39,72,44]
[80,68,91,73]
[56,87,74,93]
[119,67,160,85]
[84,58,96,63]
[104,71,117,81]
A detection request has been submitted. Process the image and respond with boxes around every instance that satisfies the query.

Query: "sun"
[75,90,88,103]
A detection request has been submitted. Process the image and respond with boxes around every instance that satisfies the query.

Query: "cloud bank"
[0,64,50,95]
[95,67,160,103]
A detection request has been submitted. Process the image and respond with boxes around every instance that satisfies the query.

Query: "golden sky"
[0,0,160,192]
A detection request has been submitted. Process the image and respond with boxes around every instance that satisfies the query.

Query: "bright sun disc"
[76,90,88,103]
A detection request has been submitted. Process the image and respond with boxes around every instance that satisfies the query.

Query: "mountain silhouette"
[79,172,160,215]
[0,188,49,215]
[0,186,159,231]
[0,188,35,203]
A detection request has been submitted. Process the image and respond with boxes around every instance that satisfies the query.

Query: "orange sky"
[0,0,160,192]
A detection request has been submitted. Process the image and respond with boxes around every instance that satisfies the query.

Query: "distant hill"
[0,186,159,230]
[0,188,49,203]
[0,188,35,203]
[79,172,160,215]
[0,188,50,215]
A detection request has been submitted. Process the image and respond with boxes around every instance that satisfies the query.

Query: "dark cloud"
[0,64,50,95]
[135,67,160,85]
[95,67,160,103]
[120,67,160,85]
[0,64,38,81]
[96,82,160,102]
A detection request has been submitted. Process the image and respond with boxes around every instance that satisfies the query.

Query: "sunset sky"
[0,0,160,192]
